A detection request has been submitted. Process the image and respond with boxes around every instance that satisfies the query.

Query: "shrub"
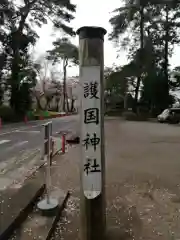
[122,111,137,120]
[105,109,122,116]
[136,114,149,121]
[0,105,22,123]
[26,111,36,121]
[122,111,149,121]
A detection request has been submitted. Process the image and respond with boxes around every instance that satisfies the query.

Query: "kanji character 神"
[83,133,100,151]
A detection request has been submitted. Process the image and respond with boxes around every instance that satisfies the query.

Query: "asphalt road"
[0,115,79,162]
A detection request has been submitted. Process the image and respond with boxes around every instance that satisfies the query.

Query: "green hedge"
[122,111,137,120]
[122,111,149,121]
[0,105,22,123]
[105,109,122,116]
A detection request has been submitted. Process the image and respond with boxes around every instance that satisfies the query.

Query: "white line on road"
[0,125,42,136]
[0,115,77,136]
[15,130,41,134]
[0,140,10,145]
[6,141,28,151]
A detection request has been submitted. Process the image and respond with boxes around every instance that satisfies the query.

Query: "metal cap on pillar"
[77,26,107,40]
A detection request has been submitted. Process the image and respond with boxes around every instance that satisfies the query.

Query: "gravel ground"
[50,119,180,240]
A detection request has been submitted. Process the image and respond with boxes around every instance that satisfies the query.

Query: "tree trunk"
[66,97,70,112]
[56,99,59,112]
[63,57,68,112]
[134,5,144,112]
[70,99,74,112]
[0,53,6,104]
[10,10,29,112]
[35,96,43,111]
[164,5,169,108]
[10,51,20,111]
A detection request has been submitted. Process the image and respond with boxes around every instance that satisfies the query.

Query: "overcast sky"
[34,0,180,78]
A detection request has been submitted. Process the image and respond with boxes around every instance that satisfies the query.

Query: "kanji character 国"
[84,108,99,125]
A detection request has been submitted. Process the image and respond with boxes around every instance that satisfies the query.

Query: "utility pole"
[77,26,106,240]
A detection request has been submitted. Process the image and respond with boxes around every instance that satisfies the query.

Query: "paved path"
[3,118,180,239]
[0,115,79,162]
[49,119,180,240]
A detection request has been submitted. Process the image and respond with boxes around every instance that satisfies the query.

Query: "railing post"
[44,122,51,204]
[62,134,66,154]
[37,121,58,215]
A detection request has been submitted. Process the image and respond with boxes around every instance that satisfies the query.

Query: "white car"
[157,109,170,123]
[157,108,180,124]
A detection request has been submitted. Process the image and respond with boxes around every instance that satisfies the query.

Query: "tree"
[49,71,61,112]
[13,54,39,114]
[32,56,61,111]
[105,65,134,112]
[109,0,154,109]
[0,0,76,113]
[0,0,16,103]
[170,66,180,90]
[47,37,78,112]
[109,0,180,112]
